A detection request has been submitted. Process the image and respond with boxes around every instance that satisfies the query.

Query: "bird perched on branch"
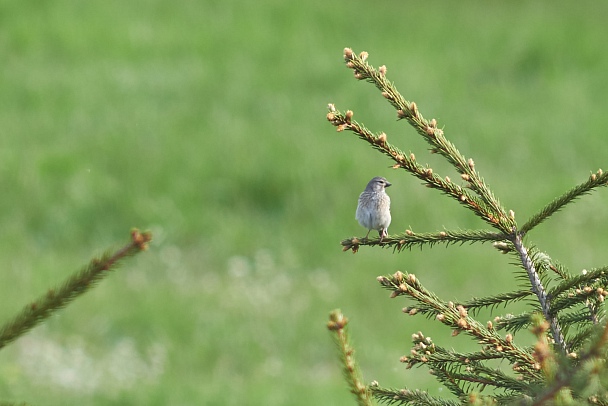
[356,176,392,241]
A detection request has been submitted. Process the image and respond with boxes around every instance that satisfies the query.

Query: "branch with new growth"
[0,229,152,351]
[326,48,608,405]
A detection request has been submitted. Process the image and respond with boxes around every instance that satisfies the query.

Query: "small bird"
[356,176,392,241]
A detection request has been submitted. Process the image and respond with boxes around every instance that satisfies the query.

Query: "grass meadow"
[2,1,608,404]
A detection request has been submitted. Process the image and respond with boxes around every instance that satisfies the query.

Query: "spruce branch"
[403,336,538,397]
[547,260,572,282]
[327,310,375,406]
[521,168,608,234]
[434,361,530,394]
[340,48,515,234]
[0,229,152,351]
[428,365,468,399]
[378,272,542,381]
[461,290,533,316]
[566,326,596,352]
[551,288,606,317]
[327,110,480,208]
[547,267,608,326]
[369,383,460,406]
[492,310,598,337]
[548,267,608,300]
[327,109,509,239]
[407,346,510,365]
[559,309,601,326]
[403,291,536,331]
[406,346,544,401]
[341,229,507,253]
[494,312,536,334]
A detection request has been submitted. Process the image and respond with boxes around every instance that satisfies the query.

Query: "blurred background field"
[1,0,608,404]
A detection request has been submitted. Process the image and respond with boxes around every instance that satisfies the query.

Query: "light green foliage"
[1,0,608,404]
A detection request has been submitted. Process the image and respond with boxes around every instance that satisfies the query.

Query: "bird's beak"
[385,181,392,187]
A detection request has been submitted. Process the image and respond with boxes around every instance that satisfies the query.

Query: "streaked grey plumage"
[355,176,392,241]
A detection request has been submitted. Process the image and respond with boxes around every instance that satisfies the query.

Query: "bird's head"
[366,176,391,192]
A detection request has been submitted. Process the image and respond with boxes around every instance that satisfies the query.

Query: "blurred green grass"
[1,0,608,404]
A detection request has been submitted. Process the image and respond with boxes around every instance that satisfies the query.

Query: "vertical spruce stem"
[512,232,566,353]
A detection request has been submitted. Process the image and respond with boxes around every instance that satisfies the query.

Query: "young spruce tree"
[326,48,608,406]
